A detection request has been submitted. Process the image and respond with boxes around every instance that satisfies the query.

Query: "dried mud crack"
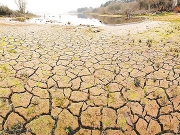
[0,21,180,135]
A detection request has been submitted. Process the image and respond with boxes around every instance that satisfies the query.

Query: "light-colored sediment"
[101,20,169,35]
[0,19,179,135]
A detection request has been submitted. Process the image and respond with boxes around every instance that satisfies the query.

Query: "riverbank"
[0,19,180,134]
[0,16,165,31]
[101,20,168,35]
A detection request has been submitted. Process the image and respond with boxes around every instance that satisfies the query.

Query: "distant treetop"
[101,0,136,7]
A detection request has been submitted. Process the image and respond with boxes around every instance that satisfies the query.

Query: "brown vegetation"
[91,0,180,17]
[174,5,180,12]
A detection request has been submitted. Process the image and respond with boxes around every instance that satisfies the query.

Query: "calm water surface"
[27,13,144,26]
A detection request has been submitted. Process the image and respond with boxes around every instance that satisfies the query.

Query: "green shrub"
[0,5,12,16]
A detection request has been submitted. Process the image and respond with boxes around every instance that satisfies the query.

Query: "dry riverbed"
[0,19,180,135]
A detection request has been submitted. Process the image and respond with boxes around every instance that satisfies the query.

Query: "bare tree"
[107,2,121,14]
[172,0,178,8]
[119,1,140,19]
[15,0,27,13]
[146,0,158,12]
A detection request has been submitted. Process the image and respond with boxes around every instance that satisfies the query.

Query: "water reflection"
[27,13,144,26]
[90,15,145,25]
[76,14,96,20]
[77,14,90,19]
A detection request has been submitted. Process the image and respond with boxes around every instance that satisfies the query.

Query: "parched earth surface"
[0,21,180,135]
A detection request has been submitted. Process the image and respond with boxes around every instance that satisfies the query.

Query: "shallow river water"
[27,13,144,26]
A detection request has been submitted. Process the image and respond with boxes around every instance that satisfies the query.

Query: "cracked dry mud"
[0,21,180,135]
